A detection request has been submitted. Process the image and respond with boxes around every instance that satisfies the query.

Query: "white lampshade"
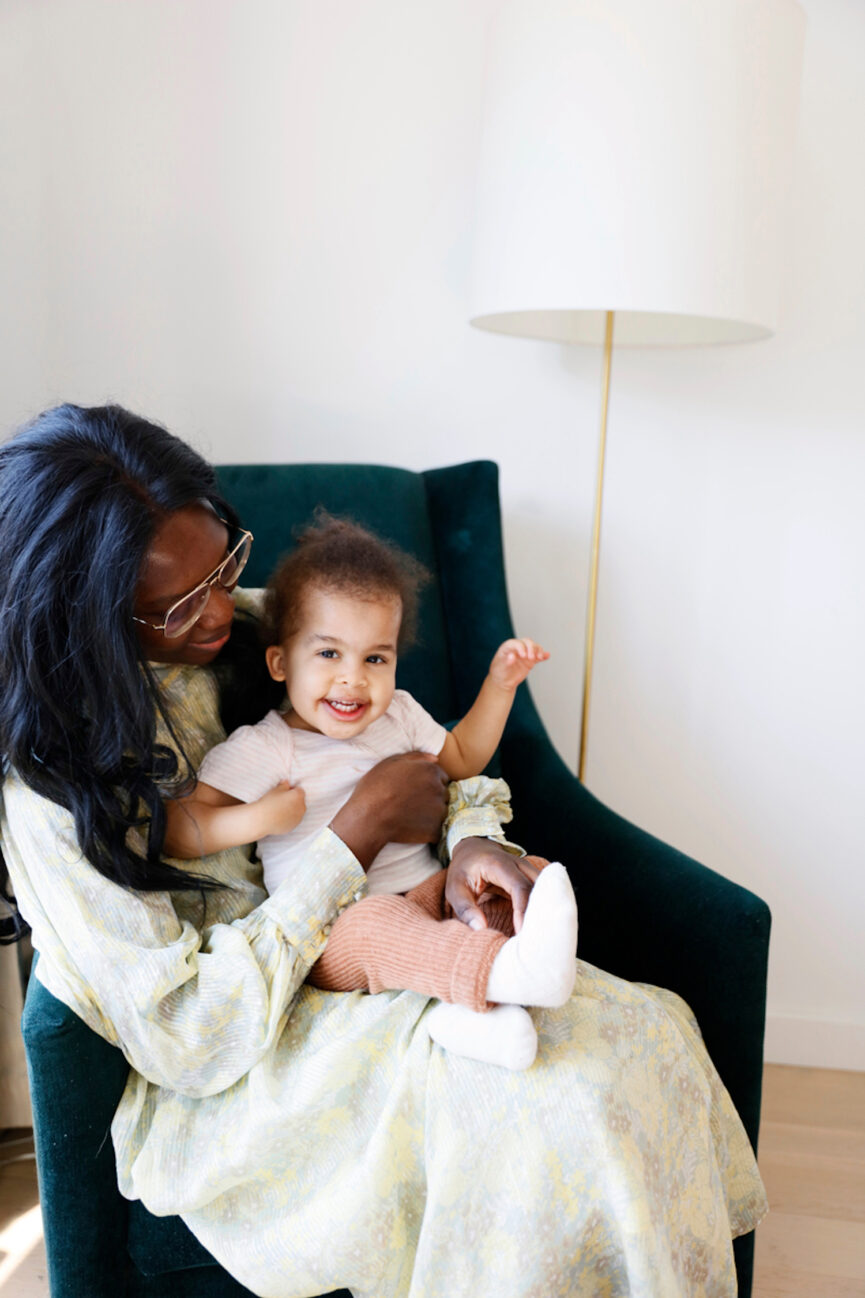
[470,0,806,346]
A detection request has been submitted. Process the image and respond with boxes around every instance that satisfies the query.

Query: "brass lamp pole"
[578,310,614,782]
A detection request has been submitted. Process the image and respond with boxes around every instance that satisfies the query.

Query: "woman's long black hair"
[0,402,262,906]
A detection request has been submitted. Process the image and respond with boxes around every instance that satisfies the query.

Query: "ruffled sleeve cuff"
[440,775,525,863]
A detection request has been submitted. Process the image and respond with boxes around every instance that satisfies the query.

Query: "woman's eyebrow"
[145,544,234,607]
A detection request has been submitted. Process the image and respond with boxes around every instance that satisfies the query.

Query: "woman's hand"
[447,838,546,933]
[329,751,449,870]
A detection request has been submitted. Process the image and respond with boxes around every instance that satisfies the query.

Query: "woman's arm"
[2,768,367,1098]
[329,751,449,868]
[2,748,513,1098]
[164,781,306,858]
[2,747,450,1096]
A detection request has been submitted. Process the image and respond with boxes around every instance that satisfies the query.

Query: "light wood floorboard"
[1,1064,863,1296]
[754,1065,865,1298]
[0,1129,45,1295]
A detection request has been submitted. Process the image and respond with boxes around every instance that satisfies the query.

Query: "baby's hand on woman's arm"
[488,638,550,692]
[254,782,306,837]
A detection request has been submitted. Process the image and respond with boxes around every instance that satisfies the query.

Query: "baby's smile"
[323,697,370,722]
[269,585,402,740]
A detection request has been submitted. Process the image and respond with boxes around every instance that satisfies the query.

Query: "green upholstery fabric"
[21,460,767,1298]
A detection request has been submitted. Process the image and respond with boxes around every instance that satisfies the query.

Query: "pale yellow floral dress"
[2,660,767,1298]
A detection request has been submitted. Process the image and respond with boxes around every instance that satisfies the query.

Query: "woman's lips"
[192,628,232,652]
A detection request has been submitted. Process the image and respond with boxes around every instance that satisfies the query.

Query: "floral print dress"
[2,660,767,1298]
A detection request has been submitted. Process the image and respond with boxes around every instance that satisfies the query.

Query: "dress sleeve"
[440,775,525,862]
[231,587,265,617]
[1,772,365,1098]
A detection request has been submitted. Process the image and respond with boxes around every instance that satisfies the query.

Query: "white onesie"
[199,689,448,896]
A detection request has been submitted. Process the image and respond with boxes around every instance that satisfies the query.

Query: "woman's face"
[134,504,237,666]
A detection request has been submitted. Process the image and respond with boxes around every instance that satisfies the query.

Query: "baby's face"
[267,585,401,740]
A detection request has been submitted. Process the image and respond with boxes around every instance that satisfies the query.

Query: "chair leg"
[734,1230,755,1298]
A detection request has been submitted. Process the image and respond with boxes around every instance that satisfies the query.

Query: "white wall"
[1,0,862,1069]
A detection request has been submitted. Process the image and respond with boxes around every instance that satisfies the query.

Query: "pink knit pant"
[307,868,516,1014]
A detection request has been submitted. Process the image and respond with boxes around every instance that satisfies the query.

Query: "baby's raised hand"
[256,781,306,837]
[489,638,550,691]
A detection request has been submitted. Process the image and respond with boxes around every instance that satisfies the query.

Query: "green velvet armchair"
[21,459,769,1298]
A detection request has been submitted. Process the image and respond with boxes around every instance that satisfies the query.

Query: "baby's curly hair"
[262,511,430,650]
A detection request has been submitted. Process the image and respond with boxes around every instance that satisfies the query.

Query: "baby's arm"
[437,638,549,781]
[164,781,306,859]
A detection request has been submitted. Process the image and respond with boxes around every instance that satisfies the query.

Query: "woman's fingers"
[518,854,548,881]
[447,837,537,933]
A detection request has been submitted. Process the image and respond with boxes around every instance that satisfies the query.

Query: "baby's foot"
[426,1002,537,1071]
[485,862,577,1008]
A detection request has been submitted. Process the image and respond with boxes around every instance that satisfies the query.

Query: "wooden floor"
[0,1064,863,1296]
[753,1065,865,1297]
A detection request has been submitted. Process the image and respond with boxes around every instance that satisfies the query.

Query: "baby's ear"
[265,644,287,682]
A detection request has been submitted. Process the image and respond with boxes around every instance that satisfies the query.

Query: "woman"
[0,403,766,1298]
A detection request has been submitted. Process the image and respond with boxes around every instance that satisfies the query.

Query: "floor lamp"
[469,0,805,782]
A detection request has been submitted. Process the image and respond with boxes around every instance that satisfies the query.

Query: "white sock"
[485,862,578,1008]
[426,1002,538,1071]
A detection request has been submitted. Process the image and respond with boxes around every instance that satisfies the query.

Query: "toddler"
[164,515,578,1069]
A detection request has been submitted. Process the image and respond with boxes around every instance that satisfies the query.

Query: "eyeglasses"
[133,527,253,638]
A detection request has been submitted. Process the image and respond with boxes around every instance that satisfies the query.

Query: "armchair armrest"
[22,975,132,1297]
[501,719,770,1156]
